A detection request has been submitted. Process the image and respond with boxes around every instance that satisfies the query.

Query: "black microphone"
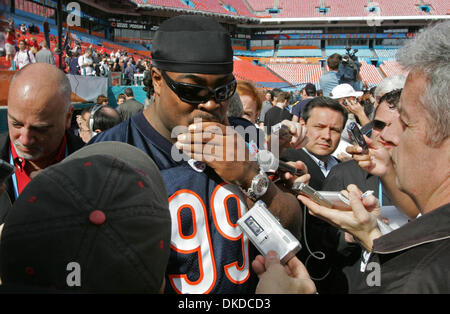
[257,150,305,176]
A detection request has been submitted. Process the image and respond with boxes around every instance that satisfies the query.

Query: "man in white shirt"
[78,48,95,76]
[13,40,36,70]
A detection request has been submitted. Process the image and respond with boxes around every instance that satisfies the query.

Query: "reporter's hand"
[297,184,382,251]
[343,98,364,116]
[253,251,316,294]
[280,120,309,150]
[346,136,391,177]
[336,152,352,162]
[343,99,370,126]
[280,161,310,188]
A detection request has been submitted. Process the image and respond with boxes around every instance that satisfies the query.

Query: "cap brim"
[330,91,364,99]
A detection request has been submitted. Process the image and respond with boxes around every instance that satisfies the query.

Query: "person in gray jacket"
[35,41,55,65]
[117,88,144,121]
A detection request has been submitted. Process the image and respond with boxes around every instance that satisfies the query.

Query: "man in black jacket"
[282,96,347,189]
[0,63,84,222]
[281,96,347,293]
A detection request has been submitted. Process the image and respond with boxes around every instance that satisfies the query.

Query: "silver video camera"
[237,200,301,264]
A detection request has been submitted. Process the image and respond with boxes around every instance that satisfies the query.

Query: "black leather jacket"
[353,203,450,293]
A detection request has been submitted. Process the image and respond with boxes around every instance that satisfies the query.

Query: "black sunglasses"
[161,70,237,105]
[373,119,388,131]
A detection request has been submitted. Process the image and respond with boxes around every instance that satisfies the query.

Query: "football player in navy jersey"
[89,15,308,294]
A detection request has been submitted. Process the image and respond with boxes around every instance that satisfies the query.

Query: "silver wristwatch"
[243,171,270,201]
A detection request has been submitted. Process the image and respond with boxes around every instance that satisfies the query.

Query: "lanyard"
[9,151,19,200]
[9,145,68,200]
[378,179,383,207]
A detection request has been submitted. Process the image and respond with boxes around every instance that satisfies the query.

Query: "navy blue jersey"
[89,113,260,294]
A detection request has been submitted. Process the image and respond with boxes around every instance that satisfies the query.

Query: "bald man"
[0,63,84,217]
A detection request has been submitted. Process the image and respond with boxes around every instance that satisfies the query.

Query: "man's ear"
[299,118,306,127]
[66,106,74,129]
[152,68,162,96]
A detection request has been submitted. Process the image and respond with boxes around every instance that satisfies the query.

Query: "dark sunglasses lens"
[215,80,236,101]
[177,85,209,103]
[373,120,387,131]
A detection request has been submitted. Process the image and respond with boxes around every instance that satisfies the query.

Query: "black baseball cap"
[151,15,234,74]
[0,142,171,293]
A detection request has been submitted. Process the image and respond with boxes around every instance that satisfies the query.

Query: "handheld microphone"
[257,150,305,177]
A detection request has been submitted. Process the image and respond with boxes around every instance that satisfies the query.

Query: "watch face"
[255,175,269,194]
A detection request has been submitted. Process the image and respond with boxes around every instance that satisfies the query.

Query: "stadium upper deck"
[131,0,449,18]
[1,0,447,90]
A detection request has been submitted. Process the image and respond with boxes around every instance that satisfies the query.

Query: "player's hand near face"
[175,121,258,186]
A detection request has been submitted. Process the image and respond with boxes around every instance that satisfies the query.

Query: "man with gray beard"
[0,63,84,220]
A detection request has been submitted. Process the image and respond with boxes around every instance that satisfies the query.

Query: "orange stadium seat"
[379,61,409,77]
[245,0,274,12]
[233,58,287,88]
[359,61,384,86]
[267,63,323,85]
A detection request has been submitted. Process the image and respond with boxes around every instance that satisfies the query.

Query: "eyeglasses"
[161,70,237,105]
[373,119,388,131]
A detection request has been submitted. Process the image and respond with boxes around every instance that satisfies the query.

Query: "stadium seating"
[132,0,448,17]
[374,47,398,61]
[277,49,322,58]
[233,57,287,88]
[379,61,409,77]
[315,0,367,17]
[132,0,190,10]
[132,0,255,17]
[246,0,448,18]
[325,46,373,57]
[225,0,256,16]
[376,0,447,16]
[245,0,274,12]
[235,50,275,57]
[359,61,384,86]
[267,63,323,85]
[7,0,445,95]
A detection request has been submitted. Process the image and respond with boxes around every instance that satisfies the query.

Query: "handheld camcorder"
[237,201,301,264]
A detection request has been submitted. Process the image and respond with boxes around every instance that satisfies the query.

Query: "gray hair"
[374,74,406,100]
[396,20,450,145]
